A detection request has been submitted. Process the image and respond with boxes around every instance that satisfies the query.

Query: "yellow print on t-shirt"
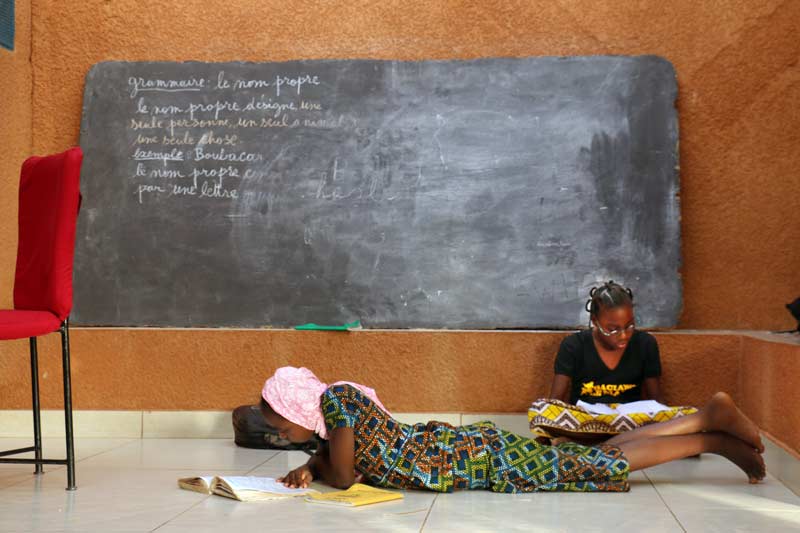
[580,381,636,397]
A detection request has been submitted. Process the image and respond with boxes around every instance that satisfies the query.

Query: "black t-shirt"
[554,329,661,404]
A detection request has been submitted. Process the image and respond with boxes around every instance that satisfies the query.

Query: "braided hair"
[585,281,634,325]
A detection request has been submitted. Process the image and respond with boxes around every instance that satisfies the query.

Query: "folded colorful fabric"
[528,398,698,439]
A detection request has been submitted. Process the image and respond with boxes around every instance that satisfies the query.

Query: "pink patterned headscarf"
[261,366,391,440]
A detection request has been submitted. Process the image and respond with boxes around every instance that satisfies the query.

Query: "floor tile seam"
[72,439,141,464]
[642,469,688,533]
[0,473,39,492]
[418,492,439,532]
[642,476,800,508]
[0,439,134,491]
[246,450,294,473]
[149,492,213,532]
[0,440,135,465]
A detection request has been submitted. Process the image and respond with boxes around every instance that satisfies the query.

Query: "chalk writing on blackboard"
[75,58,681,329]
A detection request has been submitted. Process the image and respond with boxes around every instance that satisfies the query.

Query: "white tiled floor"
[0,438,798,532]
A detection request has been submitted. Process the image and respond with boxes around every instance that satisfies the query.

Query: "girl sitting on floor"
[550,280,662,406]
[260,366,765,494]
[530,281,694,442]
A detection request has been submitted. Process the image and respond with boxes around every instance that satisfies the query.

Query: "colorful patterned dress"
[321,384,630,493]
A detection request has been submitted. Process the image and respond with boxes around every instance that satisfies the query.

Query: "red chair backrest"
[13,147,83,321]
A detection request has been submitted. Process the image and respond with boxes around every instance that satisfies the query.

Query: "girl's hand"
[278,465,313,488]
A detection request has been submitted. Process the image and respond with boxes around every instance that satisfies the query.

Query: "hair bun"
[586,280,634,319]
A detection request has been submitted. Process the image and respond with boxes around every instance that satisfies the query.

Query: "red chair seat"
[0,309,61,340]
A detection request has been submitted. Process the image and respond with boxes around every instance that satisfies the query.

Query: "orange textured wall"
[4,329,797,452]
[0,0,31,308]
[0,330,745,411]
[740,336,800,453]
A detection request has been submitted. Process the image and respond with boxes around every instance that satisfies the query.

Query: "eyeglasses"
[593,322,635,337]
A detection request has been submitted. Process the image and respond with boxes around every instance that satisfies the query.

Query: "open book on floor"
[178,476,318,502]
[305,483,403,507]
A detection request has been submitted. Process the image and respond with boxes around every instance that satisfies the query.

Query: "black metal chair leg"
[60,320,76,491]
[29,337,43,475]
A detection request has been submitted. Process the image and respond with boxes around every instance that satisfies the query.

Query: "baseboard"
[141,411,231,438]
[0,410,530,439]
[0,410,144,438]
[762,431,800,497]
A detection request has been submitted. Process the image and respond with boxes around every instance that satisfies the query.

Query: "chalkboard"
[74,56,681,328]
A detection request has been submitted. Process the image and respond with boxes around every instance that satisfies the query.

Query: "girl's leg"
[607,392,763,452]
[606,410,704,446]
[618,432,766,483]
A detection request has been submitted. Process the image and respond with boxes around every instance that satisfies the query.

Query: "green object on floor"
[295,320,361,331]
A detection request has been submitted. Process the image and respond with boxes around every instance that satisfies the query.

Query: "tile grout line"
[73,438,141,463]
[245,449,286,474]
[418,492,439,532]
[0,473,34,491]
[0,438,139,491]
[150,493,212,532]
[642,469,687,533]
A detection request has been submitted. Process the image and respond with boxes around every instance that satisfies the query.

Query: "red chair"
[0,147,82,490]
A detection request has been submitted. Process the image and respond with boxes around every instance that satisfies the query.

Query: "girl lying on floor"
[260,366,764,494]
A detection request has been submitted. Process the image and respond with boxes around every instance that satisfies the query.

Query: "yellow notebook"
[305,483,403,507]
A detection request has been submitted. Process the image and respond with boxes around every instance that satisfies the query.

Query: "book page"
[615,400,670,415]
[215,476,316,497]
[576,400,618,415]
[177,476,215,494]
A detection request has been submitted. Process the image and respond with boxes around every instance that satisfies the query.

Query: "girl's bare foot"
[716,434,766,483]
[705,392,764,453]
